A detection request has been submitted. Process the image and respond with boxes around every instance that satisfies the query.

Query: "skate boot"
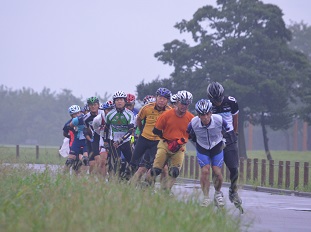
[201,197,212,207]
[82,156,89,166]
[229,187,244,214]
[214,191,225,208]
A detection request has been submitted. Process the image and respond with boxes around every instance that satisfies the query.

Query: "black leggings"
[87,133,100,161]
[108,140,132,163]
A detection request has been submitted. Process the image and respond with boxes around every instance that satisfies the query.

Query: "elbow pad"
[152,127,163,138]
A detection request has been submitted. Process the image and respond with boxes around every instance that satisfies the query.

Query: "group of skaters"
[61,82,242,210]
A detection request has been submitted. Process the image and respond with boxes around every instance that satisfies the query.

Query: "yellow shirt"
[138,103,171,141]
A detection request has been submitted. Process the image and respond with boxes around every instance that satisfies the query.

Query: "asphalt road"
[173,180,311,232]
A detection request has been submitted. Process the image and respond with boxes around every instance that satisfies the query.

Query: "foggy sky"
[1,0,311,101]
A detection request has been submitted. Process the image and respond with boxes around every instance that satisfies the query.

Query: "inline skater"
[207,81,243,212]
[146,90,194,194]
[83,96,104,174]
[104,91,135,180]
[93,100,115,178]
[64,105,89,174]
[129,88,172,186]
[59,105,80,157]
[187,99,230,208]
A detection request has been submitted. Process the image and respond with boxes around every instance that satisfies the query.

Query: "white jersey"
[92,111,106,137]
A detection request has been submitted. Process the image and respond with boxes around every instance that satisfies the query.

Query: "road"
[173,180,311,232]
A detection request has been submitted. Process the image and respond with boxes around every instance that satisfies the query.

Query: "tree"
[146,0,311,159]
[288,22,311,124]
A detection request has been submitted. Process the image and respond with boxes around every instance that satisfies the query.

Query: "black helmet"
[87,96,99,105]
[207,82,224,104]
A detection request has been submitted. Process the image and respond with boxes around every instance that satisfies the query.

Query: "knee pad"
[82,156,89,166]
[65,158,75,167]
[169,167,180,178]
[150,167,162,177]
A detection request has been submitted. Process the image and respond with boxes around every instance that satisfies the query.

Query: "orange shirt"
[154,108,194,142]
[138,103,171,140]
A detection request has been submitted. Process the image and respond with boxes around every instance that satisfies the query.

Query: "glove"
[103,142,110,149]
[167,140,181,153]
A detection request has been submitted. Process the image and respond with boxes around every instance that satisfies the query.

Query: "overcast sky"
[1,0,311,100]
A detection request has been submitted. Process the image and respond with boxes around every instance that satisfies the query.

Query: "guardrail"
[11,145,310,190]
[180,155,310,190]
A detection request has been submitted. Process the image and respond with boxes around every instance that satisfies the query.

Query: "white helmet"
[170,94,178,103]
[195,99,212,115]
[112,91,127,101]
[177,90,193,105]
[68,105,81,115]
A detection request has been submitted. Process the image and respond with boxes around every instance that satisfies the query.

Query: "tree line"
[0,87,108,146]
[135,0,311,159]
[1,0,310,159]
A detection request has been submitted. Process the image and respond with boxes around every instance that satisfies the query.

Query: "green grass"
[247,150,311,163]
[0,145,64,165]
[0,165,241,232]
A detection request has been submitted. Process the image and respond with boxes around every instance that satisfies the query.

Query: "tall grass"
[0,164,242,232]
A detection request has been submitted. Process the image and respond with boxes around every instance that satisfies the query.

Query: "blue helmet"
[83,104,89,112]
[195,99,212,115]
[103,100,115,110]
[156,87,171,99]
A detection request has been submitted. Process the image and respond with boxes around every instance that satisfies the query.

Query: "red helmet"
[126,93,136,103]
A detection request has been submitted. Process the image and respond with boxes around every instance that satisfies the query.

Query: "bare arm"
[232,113,238,134]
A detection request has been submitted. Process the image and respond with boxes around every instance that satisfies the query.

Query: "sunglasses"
[179,99,192,105]
[210,96,224,104]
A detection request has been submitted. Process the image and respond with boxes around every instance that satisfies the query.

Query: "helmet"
[103,100,115,110]
[207,82,224,103]
[195,99,213,115]
[112,91,127,101]
[126,93,136,103]
[83,104,89,112]
[170,94,178,103]
[99,103,104,110]
[177,90,193,105]
[156,87,171,99]
[143,95,156,105]
[87,96,99,105]
[68,105,81,115]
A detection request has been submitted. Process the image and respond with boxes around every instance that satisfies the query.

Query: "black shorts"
[130,136,159,168]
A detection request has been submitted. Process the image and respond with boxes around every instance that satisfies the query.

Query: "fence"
[12,145,311,190]
[180,155,310,190]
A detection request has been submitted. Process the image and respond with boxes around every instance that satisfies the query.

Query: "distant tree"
[0,86,84,145]
[288,22,311,124]
[139,0,311,159]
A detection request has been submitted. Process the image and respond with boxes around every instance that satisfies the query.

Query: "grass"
[0,145,64,165]
[247,150,311,163]
[0,164,241,232]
